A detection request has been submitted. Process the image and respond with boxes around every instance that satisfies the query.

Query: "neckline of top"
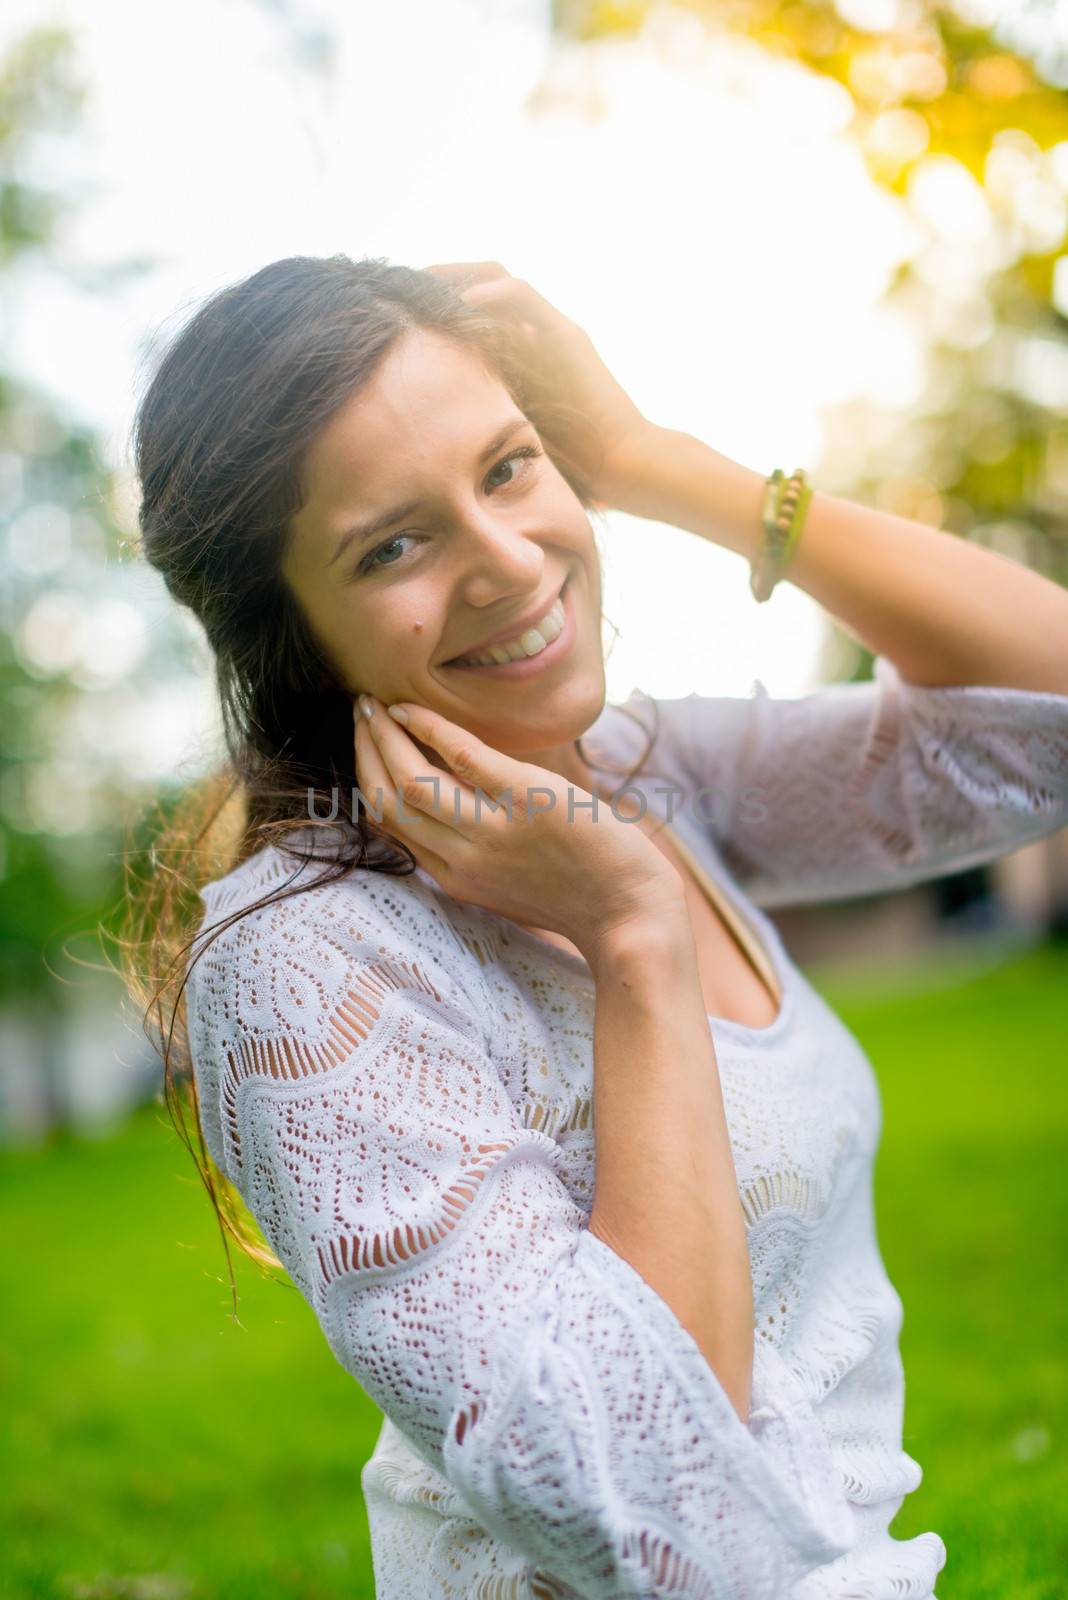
[492,829,794,1044]
[482,697,795,1042]
[220,696,797,1041]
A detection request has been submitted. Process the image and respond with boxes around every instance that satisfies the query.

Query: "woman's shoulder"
[185,839,498,1189]
[582,688,696,789]
[191,832,491,1030]
[202,821,435,904]
[587,687,758,829]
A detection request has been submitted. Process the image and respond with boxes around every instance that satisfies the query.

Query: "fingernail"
[387,704,409,725]
[359,694,374,720]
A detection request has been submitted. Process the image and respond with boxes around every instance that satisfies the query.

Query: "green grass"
[814,938,1068,1599]
[2,940,1065,1599]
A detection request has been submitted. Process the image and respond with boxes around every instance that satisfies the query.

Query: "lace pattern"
[187,659,1068,1597]
[642,653,1068,907]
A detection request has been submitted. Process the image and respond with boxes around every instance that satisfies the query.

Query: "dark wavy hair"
[117,254,662,1302]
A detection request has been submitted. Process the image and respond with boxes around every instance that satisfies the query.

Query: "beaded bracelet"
[749,467,812,603]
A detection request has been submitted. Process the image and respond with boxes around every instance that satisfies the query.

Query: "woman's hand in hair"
[423,260,657,516]
[353,694,684,964]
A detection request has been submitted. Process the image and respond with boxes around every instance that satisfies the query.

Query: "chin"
[483,681,607,755]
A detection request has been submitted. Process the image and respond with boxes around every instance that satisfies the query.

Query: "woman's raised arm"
[419,261,1068,697]
[643,656,1068,909]
[611,424,1068,697]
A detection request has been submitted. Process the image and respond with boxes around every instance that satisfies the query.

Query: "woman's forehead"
[311,331,509,482]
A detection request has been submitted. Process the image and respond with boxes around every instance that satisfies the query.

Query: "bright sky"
[8,0,923,762]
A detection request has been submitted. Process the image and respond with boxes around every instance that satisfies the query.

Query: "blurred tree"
[0,27,190,1132]
[544,2,1068,939]
[544,0,1068,689]
[0,31,100,1007]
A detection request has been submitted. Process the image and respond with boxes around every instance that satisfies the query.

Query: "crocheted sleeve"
[654,654,1068,909]
[187,879,855,1599]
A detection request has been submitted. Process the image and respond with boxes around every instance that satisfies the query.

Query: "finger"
[364,703,485,833]
[358,709,474,861]
[456,276,572,341]
[423,260,511,286]
[380,700,516,810]
[354,715,452,874]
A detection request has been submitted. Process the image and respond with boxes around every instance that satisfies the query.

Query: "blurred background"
[2,1,1066,1596]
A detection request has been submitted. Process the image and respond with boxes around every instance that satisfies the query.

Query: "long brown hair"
[117,254,662,1311]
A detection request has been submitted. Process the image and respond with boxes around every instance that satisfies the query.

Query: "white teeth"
[538,606,563,645]
[455,595,565,668]
[518,626,547,656]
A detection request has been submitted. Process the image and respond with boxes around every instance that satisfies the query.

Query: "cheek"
[395,605,430,653]
[356,601,435,691]
[561,497,601,573]
[548,476,590,531]
[345,596,426,649]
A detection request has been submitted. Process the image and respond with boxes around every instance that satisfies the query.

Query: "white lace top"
[187,654,1068,1600]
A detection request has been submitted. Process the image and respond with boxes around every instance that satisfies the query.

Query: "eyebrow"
[324,414,534,572]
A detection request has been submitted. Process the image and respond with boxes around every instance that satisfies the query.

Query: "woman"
[129,253,1068,1599]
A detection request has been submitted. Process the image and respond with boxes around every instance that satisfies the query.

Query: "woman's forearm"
[618,425,1068,696]
[584,911,754,1424]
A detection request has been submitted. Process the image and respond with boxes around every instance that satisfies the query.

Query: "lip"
[442,580,567,666]
[443,575,575,679]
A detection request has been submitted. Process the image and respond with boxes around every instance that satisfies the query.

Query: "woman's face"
[283,325,607,765]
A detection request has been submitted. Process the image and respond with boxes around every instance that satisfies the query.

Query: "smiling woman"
[120,246,665,1351]
[119,249,1068,1600]
[279,326,609,762]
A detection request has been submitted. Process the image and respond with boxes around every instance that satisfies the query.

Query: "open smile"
[443,575,576,680]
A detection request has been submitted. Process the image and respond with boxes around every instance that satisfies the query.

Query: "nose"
[454,513,546,607]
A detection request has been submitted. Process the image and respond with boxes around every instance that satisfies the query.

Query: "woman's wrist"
[606,424,768,562]
[615,426,1068,693]
[581,891,694,983]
